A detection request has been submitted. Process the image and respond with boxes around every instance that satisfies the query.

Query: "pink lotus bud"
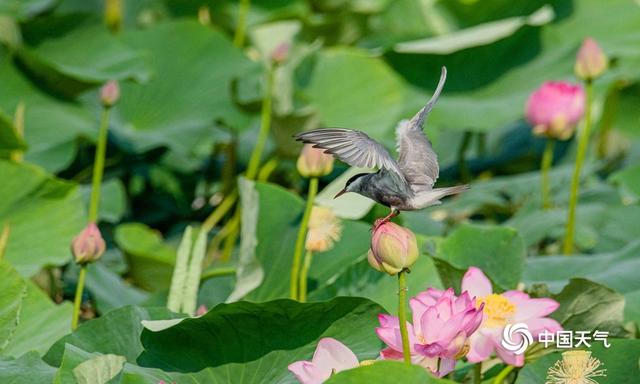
[100,80,120,107]
[196,304,208,316]
[367,249,384,273]
[296,144,334,178]
[575,37,608,81]
[71,223,106,265]
[368,222,419,275]
[525,81,585,140]
[271,42,290,65]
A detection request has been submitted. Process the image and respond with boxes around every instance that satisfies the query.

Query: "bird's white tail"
[410,185,469,209]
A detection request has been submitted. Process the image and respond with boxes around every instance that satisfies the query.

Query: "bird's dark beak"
[334,188,347,199]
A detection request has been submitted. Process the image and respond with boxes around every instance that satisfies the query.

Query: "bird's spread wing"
[396,66,447,191]
[295,128,405,180]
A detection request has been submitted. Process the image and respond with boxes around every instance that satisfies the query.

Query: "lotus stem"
[473,363,482,384]
[202,191,238,233]
[290,177,318,300]
[219,66,275,259]
[493,365,514,384]
[233,0,250,47]
[71,265,87,330]
[541,139,555,210]
[299,250,313,302]
[563,80,593,255]
[72,106,111,329]
[10,102,24,162]
[397,270,411,365]
[200,267,236,282]
[88,108,110,223]
[246,68,274,180]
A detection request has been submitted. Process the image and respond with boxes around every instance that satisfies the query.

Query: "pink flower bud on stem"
[100,80,120,108]
[368,222,420,366]
[71,223,106,330]
[71,223,106,265]
[297,144,334,178]
[271,42,290,65]
[575,37,608,82]
[368,222,419,275]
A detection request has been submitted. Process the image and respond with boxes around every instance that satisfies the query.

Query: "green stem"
[47,267,58,301]
[472,363,482,384]
[218,157,277,261]
[493,365,514,384]
[246,69,274,180]
[0,223,10,259]
[258,157,278,182]
[200,267,236,282]
[213,67,274,260]
[563,81,593,255]
[88,108,110,223]
[540,139,555,210]
[72,107,110,329]
[397,270,411,365]
[203,218,237,267]
[597,82,621,160]
[202,191,238,233]
[222,139,237,194]
[290,177,318,300]
[221,213,240,261]
[233,0,250,47]
[299,250,313,302]
[71,266,87,330]
[10,101,24,162]
[104,0,122,33]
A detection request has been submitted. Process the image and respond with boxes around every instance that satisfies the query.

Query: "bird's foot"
[372,217,389,231]
[372,210,399,231]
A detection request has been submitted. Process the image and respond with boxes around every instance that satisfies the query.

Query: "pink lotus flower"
[288,338,359,384]
[462,267,562,366]
[377,288,484,377]
[525,81,585,140]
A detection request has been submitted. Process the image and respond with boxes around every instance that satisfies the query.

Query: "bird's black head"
[345,173,369,188]
[335,173,369,199]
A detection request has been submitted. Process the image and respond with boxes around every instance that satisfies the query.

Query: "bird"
[295,67,468,229]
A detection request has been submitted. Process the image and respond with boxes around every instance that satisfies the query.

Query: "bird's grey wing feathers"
[295,128,406,180]
[396,66,447,192]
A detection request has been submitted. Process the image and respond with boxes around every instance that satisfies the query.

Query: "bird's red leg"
[372,209,400,231]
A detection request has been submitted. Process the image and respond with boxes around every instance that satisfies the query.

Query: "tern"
[295,67,468,228]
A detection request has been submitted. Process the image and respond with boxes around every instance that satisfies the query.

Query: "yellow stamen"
[546,350,606,384]
[477,294,516,327]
